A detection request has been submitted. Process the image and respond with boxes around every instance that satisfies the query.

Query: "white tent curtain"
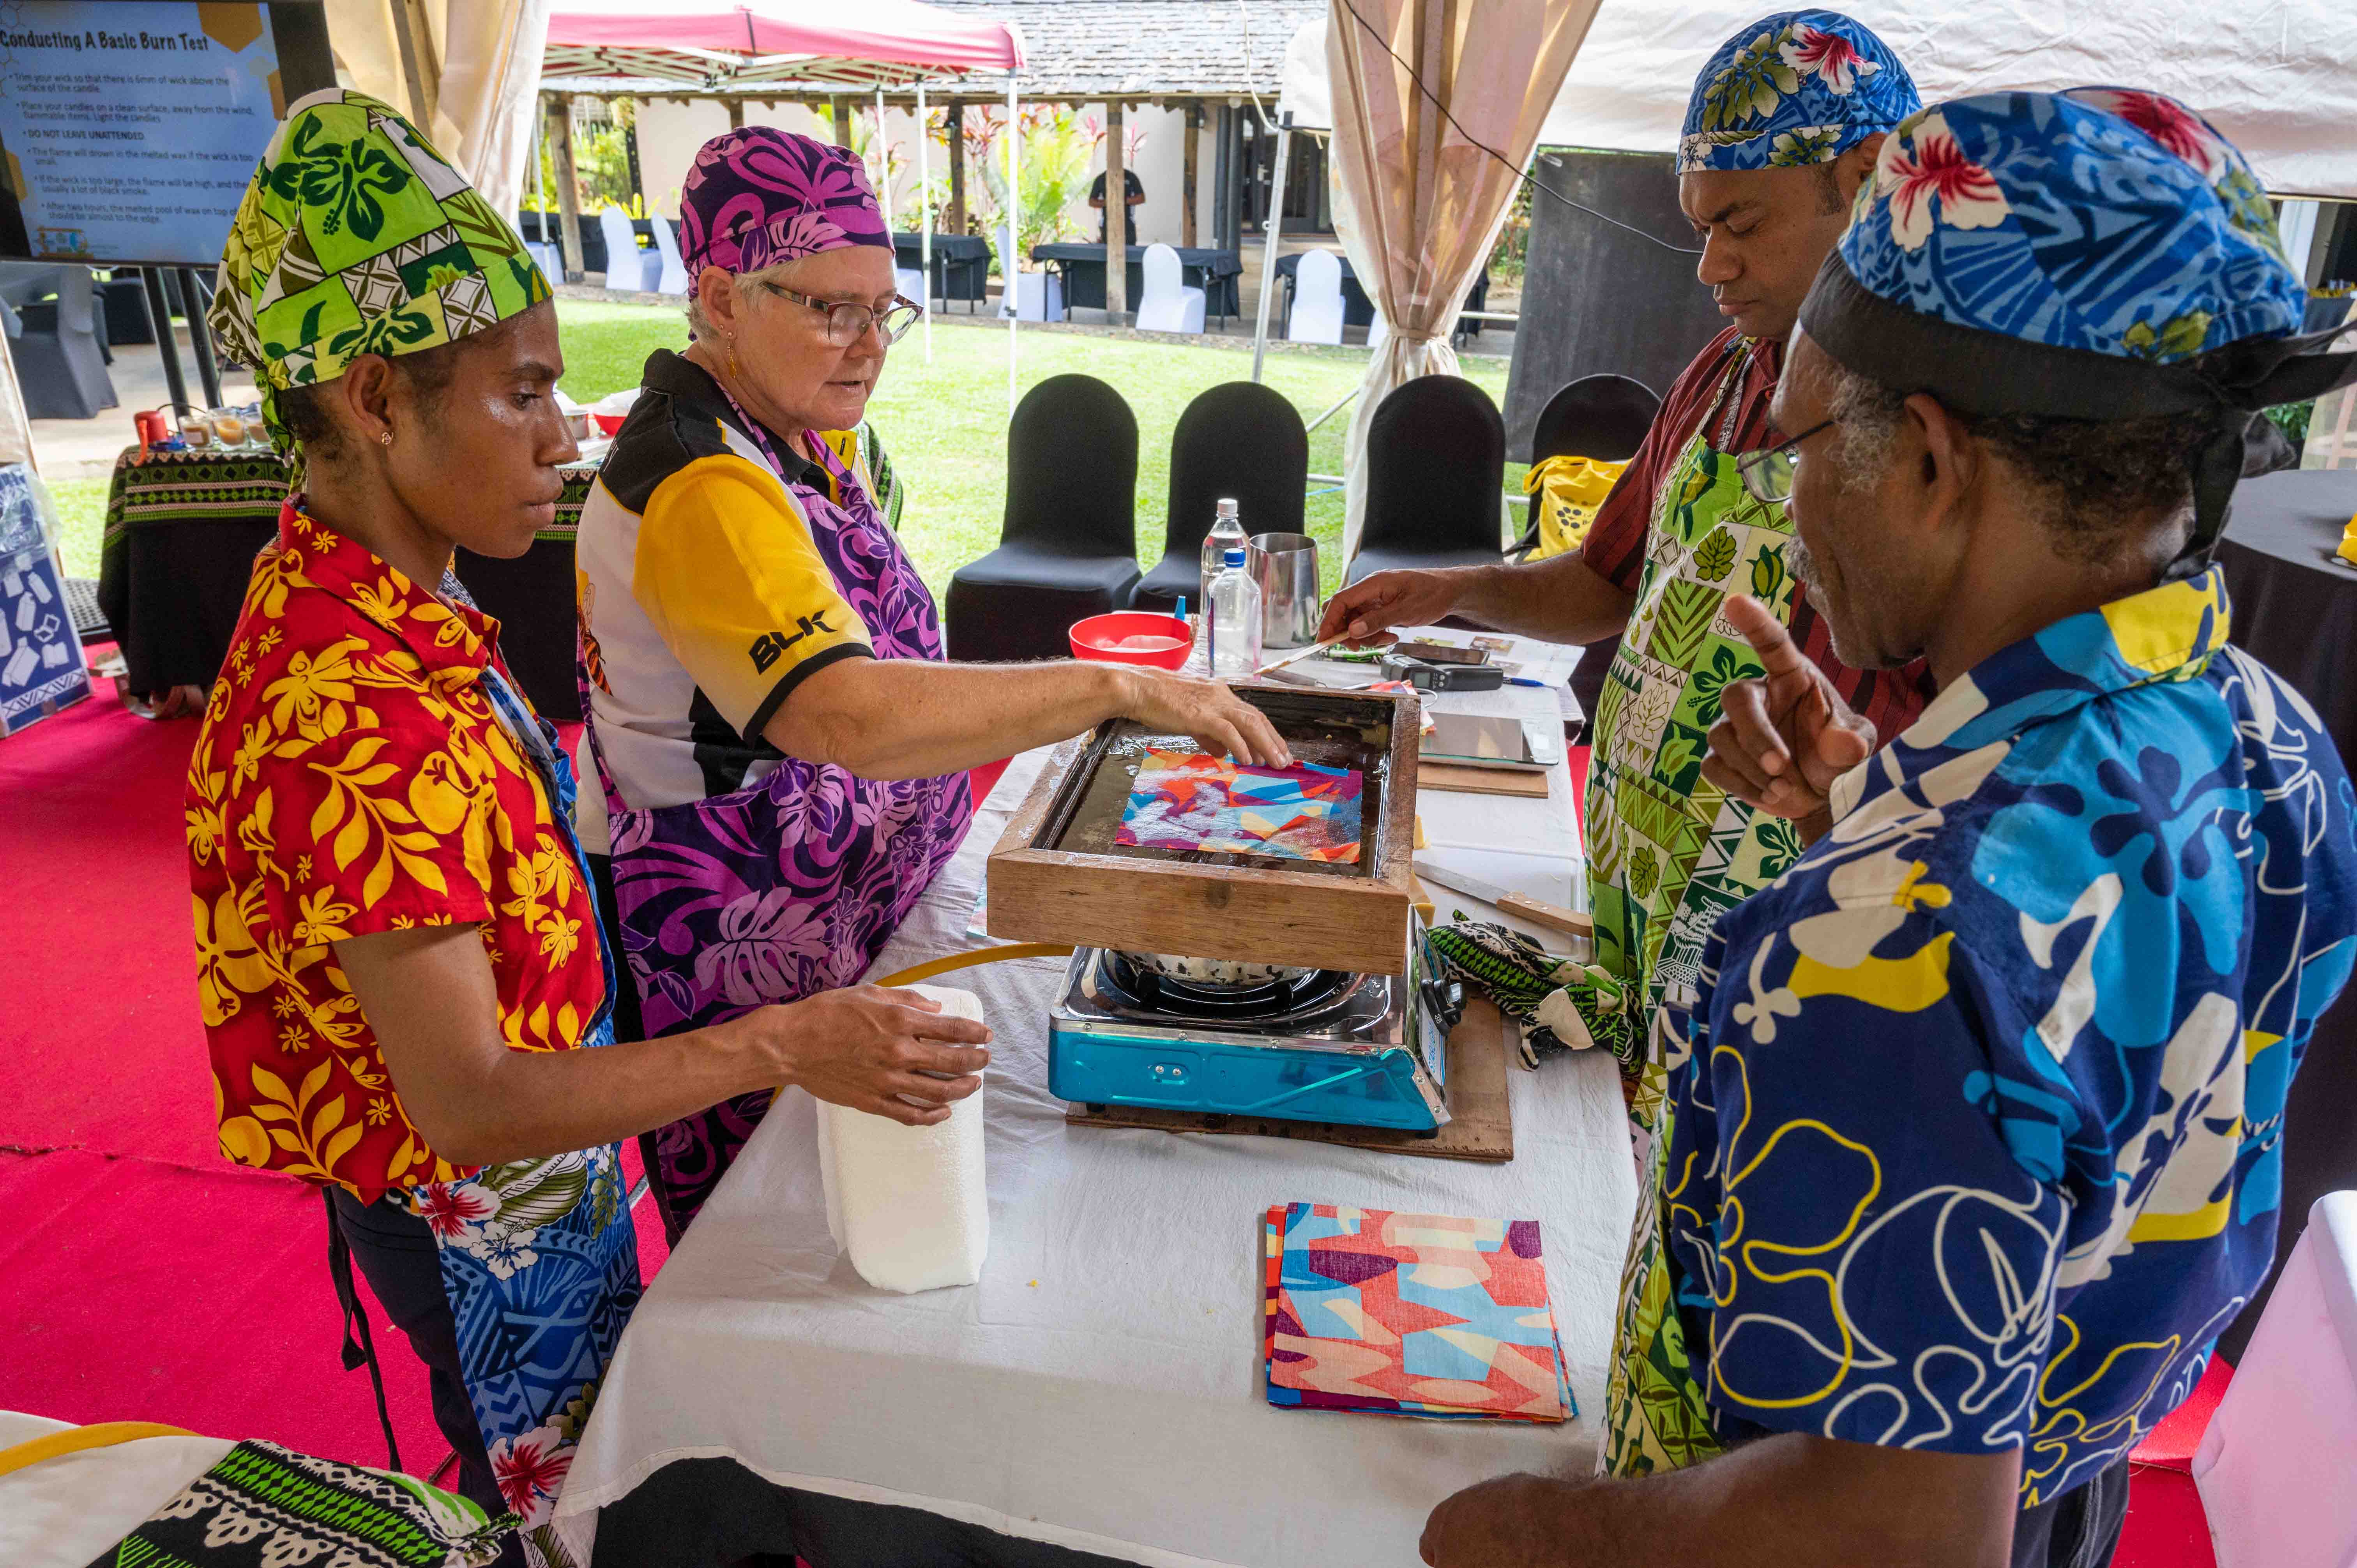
[325,0,554,220]
[1290,4,2357,200]
[1326,0,1597,557]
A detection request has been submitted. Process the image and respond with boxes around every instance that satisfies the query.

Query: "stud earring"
[378,431,393,446]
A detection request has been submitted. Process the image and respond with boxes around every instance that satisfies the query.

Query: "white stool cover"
[2193,1190,2357,1568]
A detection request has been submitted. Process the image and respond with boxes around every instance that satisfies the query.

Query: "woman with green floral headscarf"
[189,90,991,1564]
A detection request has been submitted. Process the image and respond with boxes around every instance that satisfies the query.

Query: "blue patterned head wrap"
[1679,11,1919,174]
[1798,88,2357,576]
[1833,90,2303,364]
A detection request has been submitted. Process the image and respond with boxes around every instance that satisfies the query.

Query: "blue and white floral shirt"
[1659,567,2357,1504]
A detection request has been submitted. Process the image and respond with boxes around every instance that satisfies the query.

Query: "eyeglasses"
[757,282,924,347]
[1734,417,1837,504]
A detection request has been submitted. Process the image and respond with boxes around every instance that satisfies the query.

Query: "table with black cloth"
[96,446,595,720]
[2214,465,2357,1360]
[1271,253,1489,336]
[892,232,995,311]
[1028,243,1242,322]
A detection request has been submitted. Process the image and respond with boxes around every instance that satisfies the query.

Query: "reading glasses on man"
[1734,417,1837,504]
[759,282,925,346]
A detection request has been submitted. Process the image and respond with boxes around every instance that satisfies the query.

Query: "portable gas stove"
[1047,924,1464,1131]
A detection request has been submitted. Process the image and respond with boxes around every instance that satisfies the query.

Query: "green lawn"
[551,300,1519,600]
[44,478,113,580]
[41,300,1520,602]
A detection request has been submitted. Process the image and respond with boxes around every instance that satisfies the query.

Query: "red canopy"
[544,0,1023,88]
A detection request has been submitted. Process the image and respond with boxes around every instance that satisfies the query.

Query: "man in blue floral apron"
[1421,85,2357,1568]
[1320,10,1933,1473]
[574,127,1290,1240]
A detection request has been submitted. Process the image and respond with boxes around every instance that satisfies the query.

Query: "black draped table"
[892,232,995,311]
[1028,244,1242,322]
[2214,465,2357,1359]
[97,446,594,720]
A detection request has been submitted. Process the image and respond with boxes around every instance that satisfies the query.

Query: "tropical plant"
[968,105,1098,273]
[2266,399,2315,453]
[1487,173,1535,288]
[523,116,641,216]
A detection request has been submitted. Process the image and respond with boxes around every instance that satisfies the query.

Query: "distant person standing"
[1090,166,1145,245]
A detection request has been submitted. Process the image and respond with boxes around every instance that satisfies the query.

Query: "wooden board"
[987,684,1421,975]
[1418,763,1550,798]
[1064,1000,1514,1162]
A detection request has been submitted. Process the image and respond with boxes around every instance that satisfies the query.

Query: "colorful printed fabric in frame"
[1261,1203,1574,1421]
[1115,750,1364,863]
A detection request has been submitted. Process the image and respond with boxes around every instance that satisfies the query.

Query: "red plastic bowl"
[592,412,629,436]
[1069,611,1193,669]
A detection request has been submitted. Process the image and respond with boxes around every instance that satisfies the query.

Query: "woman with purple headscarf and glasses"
[573,127,1286,1239]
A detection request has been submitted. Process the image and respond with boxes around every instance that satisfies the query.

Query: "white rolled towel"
[816,983,989,1293]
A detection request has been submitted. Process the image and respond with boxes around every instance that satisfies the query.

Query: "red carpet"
[0,680,221,1164]
[0,685,674,1463]
[0,1147,446,1466]
[0,675,998,1456]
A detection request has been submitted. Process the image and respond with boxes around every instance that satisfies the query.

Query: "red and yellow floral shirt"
[187,504,606,1202]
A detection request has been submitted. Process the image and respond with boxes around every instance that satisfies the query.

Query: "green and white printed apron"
[1571,343,1812,1477]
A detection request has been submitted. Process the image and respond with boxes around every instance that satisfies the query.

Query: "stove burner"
[1097,948,1356,1019]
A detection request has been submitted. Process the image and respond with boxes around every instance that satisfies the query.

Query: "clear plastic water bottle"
[1200,497,1248,602]
[1208,546,1263,680]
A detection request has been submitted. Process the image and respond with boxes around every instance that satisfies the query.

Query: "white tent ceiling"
[1283,1,2357,200]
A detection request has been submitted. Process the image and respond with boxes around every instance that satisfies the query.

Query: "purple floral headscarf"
[679,127,892,276]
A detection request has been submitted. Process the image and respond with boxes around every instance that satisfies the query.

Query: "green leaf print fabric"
[1576,353,1818,1478]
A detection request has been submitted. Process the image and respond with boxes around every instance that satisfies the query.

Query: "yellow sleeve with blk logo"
[631,452,873,742]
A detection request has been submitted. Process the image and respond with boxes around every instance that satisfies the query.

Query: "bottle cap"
[1223,547,1246,566]
[1216,498,1239,517]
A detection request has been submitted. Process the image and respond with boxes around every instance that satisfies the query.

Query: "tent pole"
[917,80,933,364]
[875,89,891,214]
[1250,112,1293,384]
[1007,72,1019,415]
[552,95,587,284]
[532,93,549,248]
[1104,100,1126,325]
[873,88,893,236]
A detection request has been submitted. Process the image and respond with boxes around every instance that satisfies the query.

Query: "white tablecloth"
[0,1413,235,1568]
[555,744,1636,1568]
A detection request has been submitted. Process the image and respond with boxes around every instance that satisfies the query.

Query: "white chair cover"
[1134,244,1205,334]
[1287,250,1345,345]
[595,208,655,291]
[647,215,690,296]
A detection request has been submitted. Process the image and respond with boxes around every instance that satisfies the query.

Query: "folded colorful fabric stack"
[1117,750,1364,863]
[1261,1202,1573,1421]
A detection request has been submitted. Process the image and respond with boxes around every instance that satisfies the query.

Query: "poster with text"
[0,3,283,265]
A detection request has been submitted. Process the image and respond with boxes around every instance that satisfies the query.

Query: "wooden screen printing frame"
[986,685,1421,975]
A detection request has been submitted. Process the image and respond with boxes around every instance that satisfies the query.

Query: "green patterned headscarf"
[208,88,551,453]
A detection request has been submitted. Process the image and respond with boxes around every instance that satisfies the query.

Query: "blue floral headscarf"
[1834,89,2304,363]
[1799,87,2355,575]
[1679,10,1920,174]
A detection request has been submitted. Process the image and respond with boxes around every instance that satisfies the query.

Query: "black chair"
[1511,374,1663,739]
[2,264,117,420]
[455,539,583,721]
[1344,376,1507,586]
[99,273,156,346]
[946,374,1141,661]
[1131,381,1307,613]
[1510,372,1661,558]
